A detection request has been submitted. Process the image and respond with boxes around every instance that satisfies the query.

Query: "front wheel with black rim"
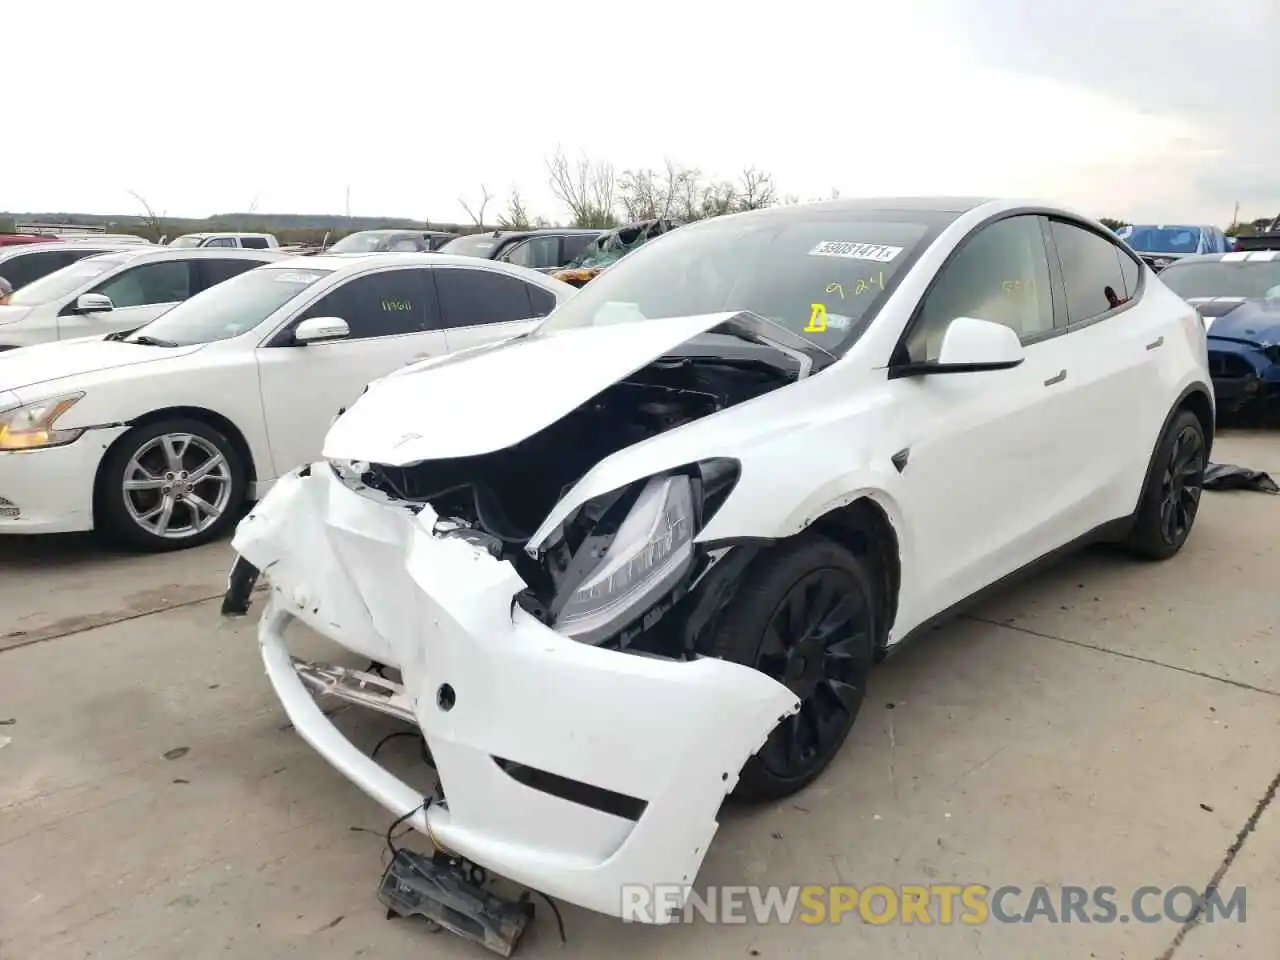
[97,418,247,551]
[706,534,879,801]
[1126,408,1207,561]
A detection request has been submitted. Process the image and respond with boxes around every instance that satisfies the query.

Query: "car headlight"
[552,473,698,645]
[0,393,86,451]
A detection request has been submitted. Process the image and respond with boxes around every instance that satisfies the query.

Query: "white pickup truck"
[166,232,279,250]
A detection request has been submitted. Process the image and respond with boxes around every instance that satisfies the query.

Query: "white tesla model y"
[227,197,1213,927]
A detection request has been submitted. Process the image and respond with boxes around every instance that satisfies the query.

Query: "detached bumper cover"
[234,464,799,922]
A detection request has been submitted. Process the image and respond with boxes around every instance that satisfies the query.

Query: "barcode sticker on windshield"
[808,241,902,262]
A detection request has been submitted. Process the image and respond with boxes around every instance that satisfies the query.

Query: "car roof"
[82,247,291,266]
[485,227,604,240]
[1162,251,1280,266]
[0,239,148,259]
[265,251,575,286]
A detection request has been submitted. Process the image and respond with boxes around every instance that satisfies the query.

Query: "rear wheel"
[97,418,246,551]
[1126,409,1206,560]
[707,534,878,801]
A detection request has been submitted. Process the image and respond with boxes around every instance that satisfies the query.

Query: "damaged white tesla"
[225,197,1214,930]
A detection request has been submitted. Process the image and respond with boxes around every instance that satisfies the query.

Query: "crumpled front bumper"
[233,463,799,922]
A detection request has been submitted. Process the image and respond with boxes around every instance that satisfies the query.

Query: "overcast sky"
[8,0,1275,225]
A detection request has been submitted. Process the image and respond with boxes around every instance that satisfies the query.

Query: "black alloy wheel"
[706,534,878,801]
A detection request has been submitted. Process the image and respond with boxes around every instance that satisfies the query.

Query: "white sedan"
[0,253,574,549]
[229,197,1214,929]
[0,247,288,348]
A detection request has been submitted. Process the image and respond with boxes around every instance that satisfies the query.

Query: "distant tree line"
[4,154,1276,244]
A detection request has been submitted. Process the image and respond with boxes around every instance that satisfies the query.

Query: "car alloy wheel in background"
[98,418,247,551]
[123,433,232,539]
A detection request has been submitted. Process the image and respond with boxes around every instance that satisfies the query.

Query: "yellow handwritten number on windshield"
[805,303,828,333]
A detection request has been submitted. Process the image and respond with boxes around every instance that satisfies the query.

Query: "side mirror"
[293,316,349,345]
[75,293,114,314]
[891,316,1026,378]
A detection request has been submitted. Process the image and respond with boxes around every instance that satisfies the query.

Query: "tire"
[97,417,247,551]
[706,533,879,801]
[1125,408,1207,561]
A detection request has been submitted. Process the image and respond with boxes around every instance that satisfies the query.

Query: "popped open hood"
[322,311,825,466]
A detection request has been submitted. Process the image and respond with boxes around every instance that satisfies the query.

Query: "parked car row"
[0,251,574,545]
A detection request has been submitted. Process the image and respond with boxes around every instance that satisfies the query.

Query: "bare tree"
[547,148,617,228]
[497,187,533,230]
[126,189,165,241]
[735,167,776,211]
[459,184,494,228]
[617,160,684,222]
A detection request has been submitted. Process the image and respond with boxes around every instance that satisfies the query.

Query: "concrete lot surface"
[1,431,1278,960]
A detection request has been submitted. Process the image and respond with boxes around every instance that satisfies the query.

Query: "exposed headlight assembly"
[0,393,86,451]
[547,459,739,646]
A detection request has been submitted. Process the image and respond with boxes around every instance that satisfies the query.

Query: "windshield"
[327,232,389,253]
[1160,259,1280,301]
[123,266,333,346]
[7,253,133,305]
[438,234,501,258]
[1120,225,1203,254]
[534,211,939,354]
[167,235,204,248]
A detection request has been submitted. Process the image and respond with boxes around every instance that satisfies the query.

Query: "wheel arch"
[804,496,902,656]
[92,406,259,524]
[1132,383,1214,516]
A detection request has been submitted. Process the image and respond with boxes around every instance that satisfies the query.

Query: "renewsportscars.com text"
[621,883,1247,925]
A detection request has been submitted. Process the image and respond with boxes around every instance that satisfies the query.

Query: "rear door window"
[434,268,540,327]
[195,258,266,291]
[1049,220,1135,323]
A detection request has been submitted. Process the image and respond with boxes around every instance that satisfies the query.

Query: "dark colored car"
[326,229,458,254]
[437,228,604,271]
[1159,251,1280,414]
[552,218,683,288]
[1115,224,1232,271]
[1233,214,1280,253]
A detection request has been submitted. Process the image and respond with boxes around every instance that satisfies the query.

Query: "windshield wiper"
[128,335,180,347]
[104,328,141,341]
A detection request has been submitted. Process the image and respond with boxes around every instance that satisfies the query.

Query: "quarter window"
[204,237,239,248]
[295,269,437,339]
[435,268,542,327]
[93,261,193,308]
[907,215,1054,362]
[1050,220,1133,323]
[197,258,264,289]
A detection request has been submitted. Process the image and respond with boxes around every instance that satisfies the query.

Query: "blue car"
[1158,251,1280,414]
[1115,224,1232,271]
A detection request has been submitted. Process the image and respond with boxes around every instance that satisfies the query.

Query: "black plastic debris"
[221,555,261,616]
[1202,462,1280,494]
[378,848,534,956]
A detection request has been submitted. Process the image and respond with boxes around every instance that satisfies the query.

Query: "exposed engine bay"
[346,351,794,643]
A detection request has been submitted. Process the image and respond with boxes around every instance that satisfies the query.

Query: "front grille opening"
[492,757,648,821]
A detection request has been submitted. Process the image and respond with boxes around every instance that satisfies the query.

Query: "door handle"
[1146,336,1164,351]
[1044,369,1067,386]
